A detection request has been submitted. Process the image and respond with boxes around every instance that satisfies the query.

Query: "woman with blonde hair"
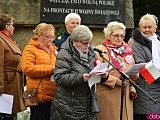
[130,13,160,120]
[21,23,57,120]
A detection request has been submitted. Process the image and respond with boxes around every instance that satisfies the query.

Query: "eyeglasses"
[111,34,125,39]
[79,40,91,46]
[42,34,55,40]
[6,22,15,27]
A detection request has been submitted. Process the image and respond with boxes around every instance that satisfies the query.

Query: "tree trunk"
[126,0,134,28]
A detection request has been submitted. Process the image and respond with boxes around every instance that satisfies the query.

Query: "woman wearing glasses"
[0,13,25,120]
[95,21,138,120]
[50,25,109,120]
[21,23,57,120]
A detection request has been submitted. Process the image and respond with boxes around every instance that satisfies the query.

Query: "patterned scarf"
[102,39,133,71]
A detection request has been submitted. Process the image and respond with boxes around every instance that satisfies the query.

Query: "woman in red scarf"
[95,21,139,120]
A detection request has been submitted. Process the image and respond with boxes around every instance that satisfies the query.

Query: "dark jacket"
[54,30,70,51]
[50,37,106,120]
[131,28,160,114]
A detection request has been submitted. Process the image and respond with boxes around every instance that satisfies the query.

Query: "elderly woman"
[21,23,57,120]
[95,21,138,120]
[54,13,81,51]
[50,25,109,120]
[0,13,25,120]
[128,14,160,46]
[130,14,160,120]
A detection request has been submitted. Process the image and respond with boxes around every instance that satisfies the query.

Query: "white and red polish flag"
[140,61,160,84]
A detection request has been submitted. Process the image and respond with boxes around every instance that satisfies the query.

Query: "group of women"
[0,12,159,120]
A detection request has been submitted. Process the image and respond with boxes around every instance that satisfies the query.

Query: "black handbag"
[91,92,100,113]
[91,85,100,113]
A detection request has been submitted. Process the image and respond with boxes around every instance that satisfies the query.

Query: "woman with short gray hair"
[50,25,109,120]
[54,13,81,51]
[70,25,93,42]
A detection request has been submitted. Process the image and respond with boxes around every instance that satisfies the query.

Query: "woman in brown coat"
[0,13,25,119]
[21,23,57,120]
[95,21,139,120]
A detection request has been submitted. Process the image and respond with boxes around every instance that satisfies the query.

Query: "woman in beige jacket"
[95,21,139,120]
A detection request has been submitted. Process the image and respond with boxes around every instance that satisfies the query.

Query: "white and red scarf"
[102,40,133,72]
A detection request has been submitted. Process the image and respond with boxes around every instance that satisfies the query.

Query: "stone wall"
[0,0,134,51]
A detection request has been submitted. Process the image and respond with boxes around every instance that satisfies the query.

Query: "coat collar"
[131,28,151,47]
[0,32,21,55]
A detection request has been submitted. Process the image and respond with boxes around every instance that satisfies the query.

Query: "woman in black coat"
[50,25,109,120]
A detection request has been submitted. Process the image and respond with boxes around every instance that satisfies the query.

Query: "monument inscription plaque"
[40,0,126,25]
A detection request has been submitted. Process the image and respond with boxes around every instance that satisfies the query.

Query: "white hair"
[103,21,126,37]
[65,13,81,23]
